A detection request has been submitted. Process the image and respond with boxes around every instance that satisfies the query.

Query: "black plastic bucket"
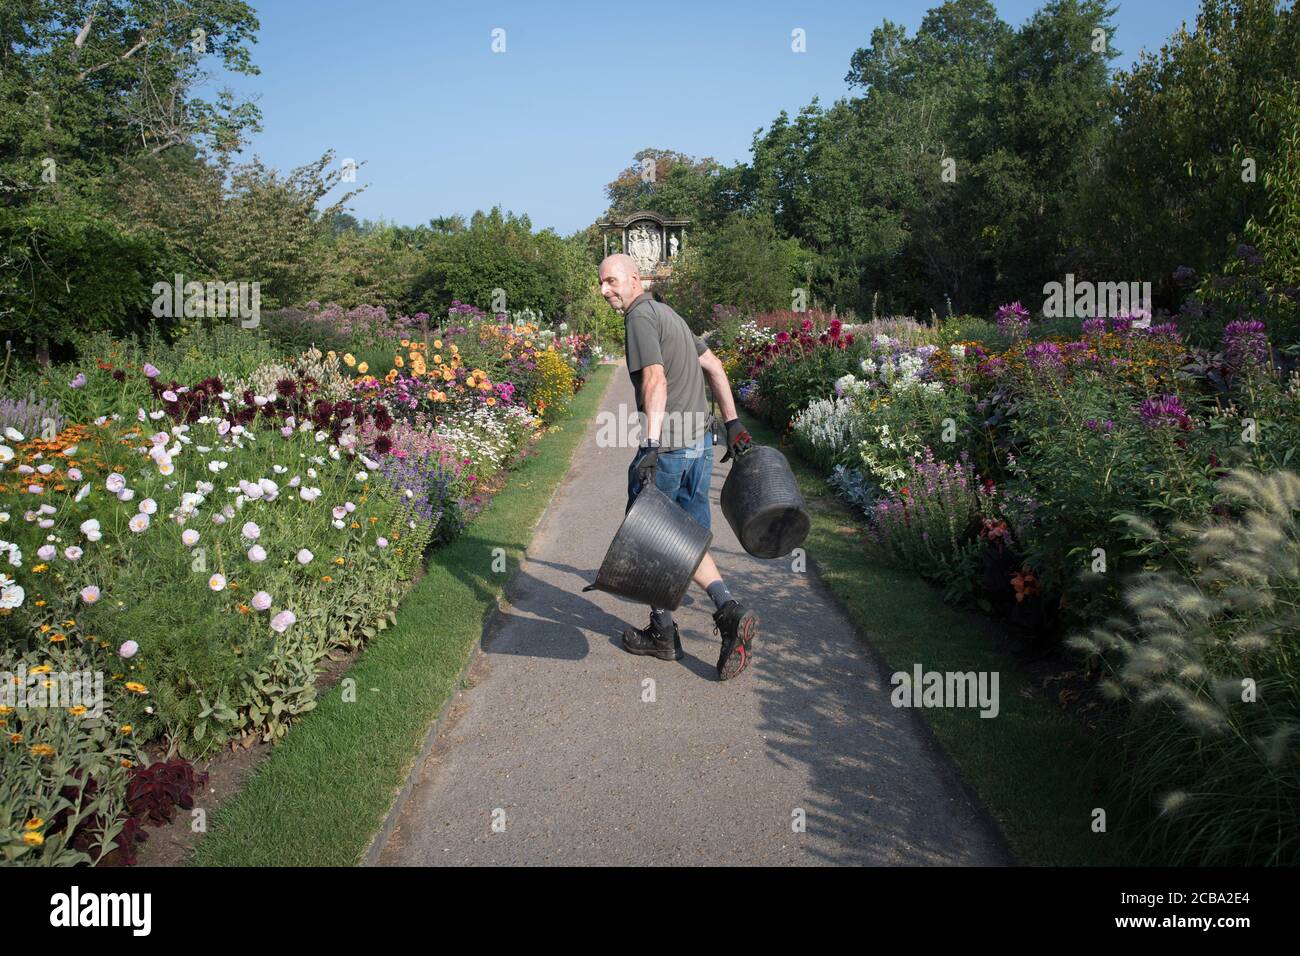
[720,445,810,559]
[583,483,712,610]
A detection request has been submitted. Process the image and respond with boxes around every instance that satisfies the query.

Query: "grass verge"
[188,364,615,866]
[739,411,1142,866]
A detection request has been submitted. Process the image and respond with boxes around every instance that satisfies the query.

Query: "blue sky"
[215,0,1204,236]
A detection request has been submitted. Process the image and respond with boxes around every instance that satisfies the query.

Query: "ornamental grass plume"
[1067,467,1300,865]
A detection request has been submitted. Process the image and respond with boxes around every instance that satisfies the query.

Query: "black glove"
[635,444,660,489]
[721,419,753,462]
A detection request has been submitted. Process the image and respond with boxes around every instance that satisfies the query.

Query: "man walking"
[597,253,759,681]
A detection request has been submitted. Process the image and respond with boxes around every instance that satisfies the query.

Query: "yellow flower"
[395,355,405,367]
[120,724,133,735]
[39,624,50,633]
[29,664,52,675]
[124,681,148,694]
[49,633,65,643]
[23,832,44,847]
[321,575,333,583]
[433,354,442,364]
[358,362,369,374]
[334,557,345,565]
[343,353,357,367]
[8,733,21,744]
[433,339,443,349]
[327,350,337,361]
[67,705,87,716]
[385,368,399,383]
[24,818,43,830]
[30,744,55,757]
[400,339,411,347]
[31,564,47,573]
[120,759,133,769]
[487,397,496,406]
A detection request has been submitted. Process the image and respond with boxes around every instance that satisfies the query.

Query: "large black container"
[720,445,810,559]
[583,483,712,610]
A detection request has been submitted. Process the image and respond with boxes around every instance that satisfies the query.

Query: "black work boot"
[621,614,683,661]
[713,600,758,680]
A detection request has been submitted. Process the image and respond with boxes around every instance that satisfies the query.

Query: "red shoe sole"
[719,614,758,681]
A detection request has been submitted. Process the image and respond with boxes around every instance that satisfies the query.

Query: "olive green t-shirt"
[623,293,711,450]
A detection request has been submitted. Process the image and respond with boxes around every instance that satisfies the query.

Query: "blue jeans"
[627,432,713,530]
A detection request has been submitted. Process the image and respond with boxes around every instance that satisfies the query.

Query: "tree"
[659,213,813,330]
[1076,0,1300,301]
[603,148,722,222]
[0,0,262,195]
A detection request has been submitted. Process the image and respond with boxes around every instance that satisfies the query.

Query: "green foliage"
[409,207,592,323]
[937,315,1004,348]
[1080,0,1300,291]
[660,213,814,331]
[755,341,864,431]
[0,0,262,192]
[0,199,180,358]
[260,308,350,357]
[603,148,723,223]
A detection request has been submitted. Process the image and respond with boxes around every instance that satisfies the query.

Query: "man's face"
[599,263,639,312]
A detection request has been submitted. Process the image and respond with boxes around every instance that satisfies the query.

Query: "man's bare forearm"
[643,371,667,443]
[705,365,739,422]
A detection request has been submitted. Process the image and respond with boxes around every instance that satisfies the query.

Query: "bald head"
[599,253,645,313]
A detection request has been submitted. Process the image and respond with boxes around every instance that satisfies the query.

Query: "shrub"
[791,395,871,472]
[261,307,350,356]
[530,348,575,422]
[864,447,996,604]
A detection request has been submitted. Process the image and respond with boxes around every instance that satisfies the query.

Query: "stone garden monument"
[597,211,688,288]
